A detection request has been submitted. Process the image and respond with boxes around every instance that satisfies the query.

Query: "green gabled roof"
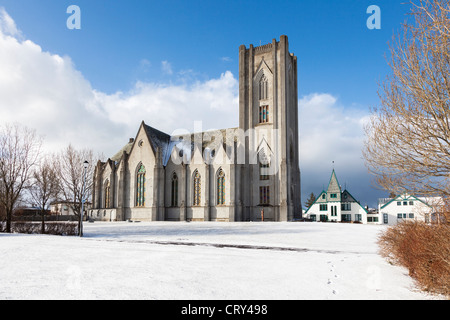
[342,189,368,213]
[304,190,326,215]
[380,193,432,209]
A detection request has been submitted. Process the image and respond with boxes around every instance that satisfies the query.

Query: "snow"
[0,221,444,300]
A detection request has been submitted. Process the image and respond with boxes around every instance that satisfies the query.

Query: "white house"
[377,193,442,225]
[50,201,91,217]
[304,170,369,224]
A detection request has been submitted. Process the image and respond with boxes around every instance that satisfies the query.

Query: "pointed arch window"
[136,164,146,207]
[258,151,270,180]
[259,75,268,100]
[104,180,111,208]
[217,169,225,205]
[171,172,178,207]
[193,170,201,206]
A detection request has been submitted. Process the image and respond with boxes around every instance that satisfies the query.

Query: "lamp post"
[79,160,89,237]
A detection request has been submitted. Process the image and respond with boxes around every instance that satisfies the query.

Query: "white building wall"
[305,201,368,224]
[378,197,433,226]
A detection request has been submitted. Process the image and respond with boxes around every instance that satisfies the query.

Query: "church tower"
[238,35,301,221]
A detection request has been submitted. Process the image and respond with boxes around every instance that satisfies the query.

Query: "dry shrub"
[0,221,78,236]
[378,221,450,296]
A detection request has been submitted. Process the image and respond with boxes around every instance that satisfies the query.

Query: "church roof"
[110,139,134,162]
[142,122,173,164]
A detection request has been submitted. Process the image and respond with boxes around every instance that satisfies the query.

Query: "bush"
[378,221,450,296]
[0,221,78,236]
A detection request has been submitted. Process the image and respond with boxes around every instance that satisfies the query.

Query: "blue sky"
[0,0,416,207]
[2,0,410,100]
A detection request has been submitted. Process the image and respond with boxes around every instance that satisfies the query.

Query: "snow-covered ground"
[0,221,443,300]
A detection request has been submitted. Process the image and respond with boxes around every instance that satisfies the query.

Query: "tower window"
[259,105,269,123]
[260,186,270,205]
[258,151,270,180]
[259,75,268,100]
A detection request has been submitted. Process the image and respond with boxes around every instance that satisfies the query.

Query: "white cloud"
[0,7,19,37]
[161,60,173,75]
[299,93,369,170]
[0,9,238,157]
[298,93,377,206]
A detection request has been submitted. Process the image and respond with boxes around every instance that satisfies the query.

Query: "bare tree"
[28,156,60,234]
[0,123,41,233]
[55,144,95,236]
[364,0,450,197]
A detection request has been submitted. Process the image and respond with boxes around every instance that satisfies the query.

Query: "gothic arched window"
[136,164,146,207]
[258,151,270,180]
[104,180,111,208]
[217,169,225,205]
[259,75,268,100]
[171,172,178,207]
[193,170,201,206]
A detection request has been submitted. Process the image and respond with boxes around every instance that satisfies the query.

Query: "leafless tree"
[364,0,450,197]
[0,123,42,233]
[28,156,60,234]
[54,144,95,236]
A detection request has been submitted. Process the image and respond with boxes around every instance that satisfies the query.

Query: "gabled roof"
[142,122,172,159]
[380,193,432,209]
[327,169,341,194]
[110,140,134,162]
[304,169,368,215]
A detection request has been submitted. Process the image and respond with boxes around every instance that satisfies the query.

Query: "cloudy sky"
[0,0,414,208]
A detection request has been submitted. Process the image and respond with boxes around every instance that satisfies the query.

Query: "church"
[89,35,301,222]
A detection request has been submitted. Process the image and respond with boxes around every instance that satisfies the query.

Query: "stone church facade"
[89,35,301,222]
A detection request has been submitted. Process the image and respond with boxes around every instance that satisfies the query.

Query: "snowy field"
[0,221,444,300]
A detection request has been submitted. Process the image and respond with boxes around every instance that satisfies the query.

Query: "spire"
[327,168,342,195]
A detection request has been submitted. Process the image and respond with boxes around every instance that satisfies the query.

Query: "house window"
[383,213,388,224]
[403,201,407,206]
[193,171,201,206]
[355,214,362,222]
[171,172,178,207]
[322,194,326,199]
[330,193,337,199]
[409,201,413,206]
[319,204,328,211]
[136,164,146,207]
[310,214,316,221]
[409,213,414,219]
[217,169,225,205]
[259,105,269,123]
[341,214,351,222]
[341,203,351,211]
[260,186,270,205]
[397,201,401,206]
[331,205,337,216]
